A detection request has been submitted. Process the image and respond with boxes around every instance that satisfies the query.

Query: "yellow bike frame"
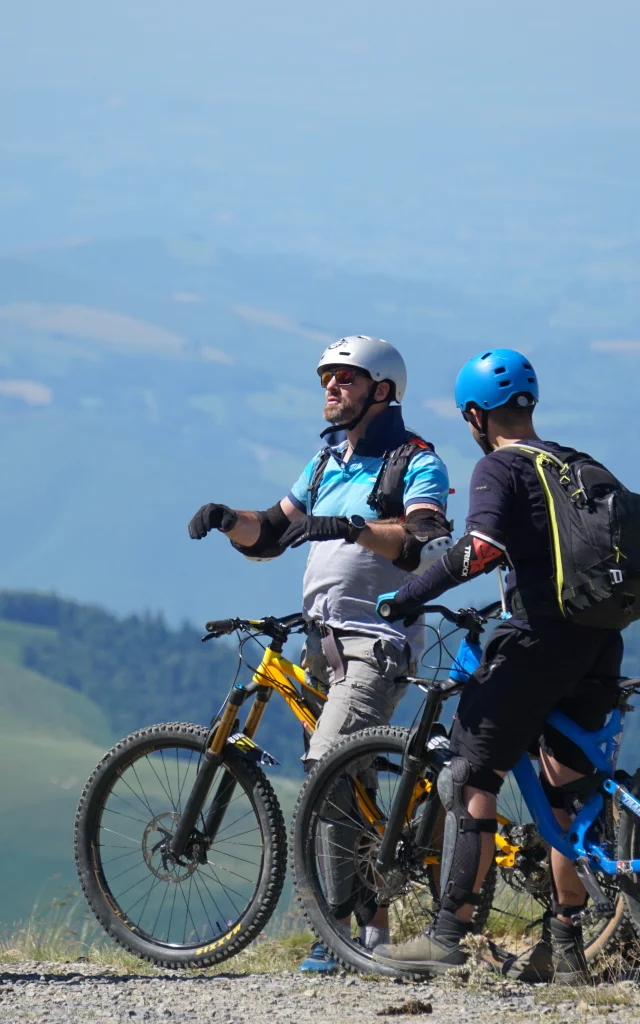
[213,633,518,865]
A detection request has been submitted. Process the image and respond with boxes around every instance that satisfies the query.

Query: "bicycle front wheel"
[75,722,287,967]
[291,726,495,978]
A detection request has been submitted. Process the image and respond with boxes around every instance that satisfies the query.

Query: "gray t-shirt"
[301,538,427,654]
[287,410,450,657]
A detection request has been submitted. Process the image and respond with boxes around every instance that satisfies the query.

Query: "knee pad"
[318,777,368,919]
[437,758,498,914]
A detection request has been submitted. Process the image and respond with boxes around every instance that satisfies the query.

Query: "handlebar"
[203,612,306,641]
[376,598,502,630]
[422,600,502,625]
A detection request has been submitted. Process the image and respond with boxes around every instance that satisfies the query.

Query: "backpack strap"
[307,448,332,511]
[496,443,566,469]
[366,434,435,520]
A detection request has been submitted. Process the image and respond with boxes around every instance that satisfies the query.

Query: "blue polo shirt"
[287,406,450,654]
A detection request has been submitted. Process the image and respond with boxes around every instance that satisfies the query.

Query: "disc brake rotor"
[353,830,413,900]
[142,812,199,883]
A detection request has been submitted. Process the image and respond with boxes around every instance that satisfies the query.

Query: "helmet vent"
[493,366,506,375]
[527,376,535,383]
[498,379,512,388]
[523,362,532,370]
[480,352,492,360]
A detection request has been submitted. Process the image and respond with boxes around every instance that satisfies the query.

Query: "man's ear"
[374,380,392,403]
[467,405,483,431]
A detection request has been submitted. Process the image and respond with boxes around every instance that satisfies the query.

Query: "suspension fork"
[202,686,273,845]
[169,683,247,859]
[375,686,444,874]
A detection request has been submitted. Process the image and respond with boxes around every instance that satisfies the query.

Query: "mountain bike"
[75,612,320,967]
[291,601,640,978]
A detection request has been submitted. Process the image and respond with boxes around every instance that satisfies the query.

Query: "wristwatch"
[346,514,367,543]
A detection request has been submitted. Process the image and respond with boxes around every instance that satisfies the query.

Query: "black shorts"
[449,620,623,775]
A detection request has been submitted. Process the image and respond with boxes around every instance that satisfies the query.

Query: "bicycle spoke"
[90,736,267,952]
[194,866,230,929]
[141,756,176,811]
[160,750,176,810]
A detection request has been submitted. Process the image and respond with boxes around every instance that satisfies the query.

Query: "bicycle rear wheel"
[486,771,625,962]
[617,768,640,942]
[291,726,495,978]
[75,722,287,967]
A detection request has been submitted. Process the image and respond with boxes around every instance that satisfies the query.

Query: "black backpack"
[308,433,437,520]
[501,444,640,630]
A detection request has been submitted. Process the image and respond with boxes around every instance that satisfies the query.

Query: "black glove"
[376,591,422,626]
[279,515,353,551]
[188,503,238,540]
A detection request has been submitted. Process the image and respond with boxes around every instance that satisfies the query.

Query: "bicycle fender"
[227,732,279,767]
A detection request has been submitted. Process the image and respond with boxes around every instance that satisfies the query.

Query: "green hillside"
[0,651,112,925]
[0,593,309,927]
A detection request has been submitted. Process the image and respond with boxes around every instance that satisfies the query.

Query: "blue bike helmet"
[454,349,539,413]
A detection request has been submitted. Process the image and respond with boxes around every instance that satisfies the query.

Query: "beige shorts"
[301,626,411,767]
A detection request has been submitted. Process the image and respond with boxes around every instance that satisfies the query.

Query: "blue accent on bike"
[452,636,640,876]
[299,941,339,974]
[449,638,483,683]
[454,349,539,412]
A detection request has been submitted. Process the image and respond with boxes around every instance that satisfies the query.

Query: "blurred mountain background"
[2,0,640,925]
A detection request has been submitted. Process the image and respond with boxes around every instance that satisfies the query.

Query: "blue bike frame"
[453,638,640,877]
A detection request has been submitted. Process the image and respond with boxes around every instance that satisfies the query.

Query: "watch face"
[351,514,366,529]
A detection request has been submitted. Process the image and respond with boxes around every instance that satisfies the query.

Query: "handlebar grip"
[204,618,236,635]
[376,592,398,620]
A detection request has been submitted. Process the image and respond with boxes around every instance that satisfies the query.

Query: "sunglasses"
[319,367,370,389]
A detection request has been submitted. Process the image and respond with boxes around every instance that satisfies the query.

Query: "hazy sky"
[1,1,639,279]
[2,0,639,117]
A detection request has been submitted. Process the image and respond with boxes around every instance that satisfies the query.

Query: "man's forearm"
[224,510,262,547]
[357,522,404,560]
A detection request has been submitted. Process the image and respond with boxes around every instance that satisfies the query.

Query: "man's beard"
[323,393,363,424]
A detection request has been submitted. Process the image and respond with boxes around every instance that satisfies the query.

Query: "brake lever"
[456,607,486,632]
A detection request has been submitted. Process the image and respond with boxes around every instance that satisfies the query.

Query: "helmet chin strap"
[320,381,386,439]
[476,410,493,455]
[463,409,493,454]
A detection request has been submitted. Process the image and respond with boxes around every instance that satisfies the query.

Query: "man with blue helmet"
[373,349,623,983]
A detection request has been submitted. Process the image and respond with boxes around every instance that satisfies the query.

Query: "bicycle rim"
[482,772,622,960]
[76,724,285,962]
[293,727,493,976]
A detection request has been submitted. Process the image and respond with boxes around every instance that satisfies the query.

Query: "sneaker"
[298,941,339,974]
[372,929,467,975]
[505,912,589,985]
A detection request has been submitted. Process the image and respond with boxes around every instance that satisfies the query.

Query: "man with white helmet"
[188,335,451,971]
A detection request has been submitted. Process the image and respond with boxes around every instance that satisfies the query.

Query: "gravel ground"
[1,962,639,1024]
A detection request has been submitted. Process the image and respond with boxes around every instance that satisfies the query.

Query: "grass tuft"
[533,983,635,1007]
[0,893,316,976]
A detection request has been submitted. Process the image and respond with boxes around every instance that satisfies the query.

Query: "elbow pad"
[231,503,290,561]
[393,508,453,574]
[442,530,507,583]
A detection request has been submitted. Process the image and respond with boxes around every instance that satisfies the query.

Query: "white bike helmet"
[317,336,407,403]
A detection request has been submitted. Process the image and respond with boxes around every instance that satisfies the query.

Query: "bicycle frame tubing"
[454,641,640,877]
[173,619,382,860]
[240,646,383,829]
[242,647,326,737]
[513,707,640,875]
